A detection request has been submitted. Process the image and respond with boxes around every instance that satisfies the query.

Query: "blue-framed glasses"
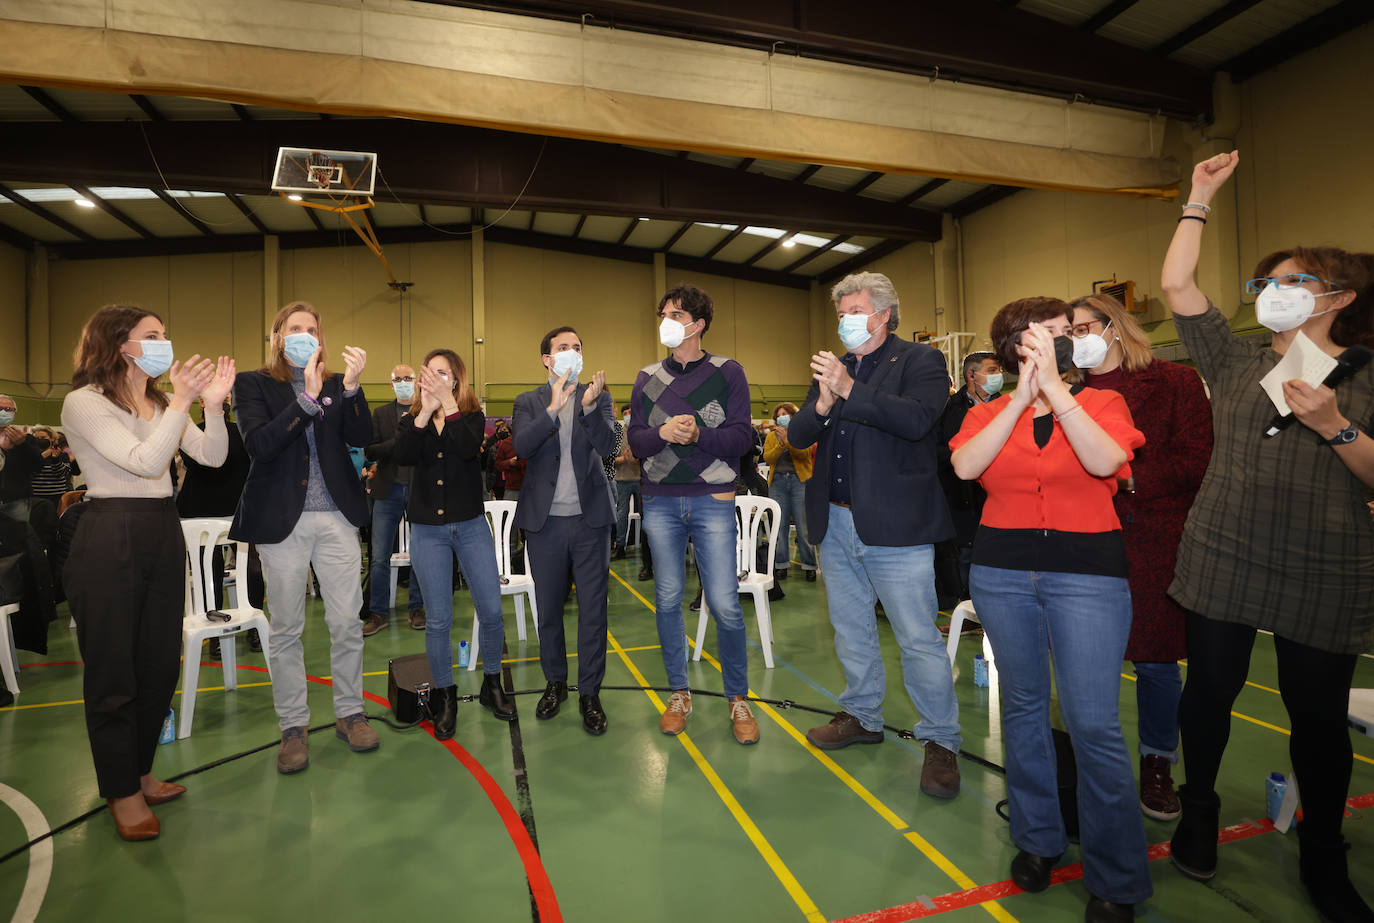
[1244,272,1333,294]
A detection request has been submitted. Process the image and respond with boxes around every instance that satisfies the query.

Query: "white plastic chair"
[179,518,273,739]
[387,513,412,609]
[467,500,538,671]
[694,495,781,669]
[946,598,997,684]
[0,602,20,696]
[1351,688,1374,738]
[626,493,642,549]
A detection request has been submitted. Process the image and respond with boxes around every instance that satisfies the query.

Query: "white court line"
[0,783,52,923]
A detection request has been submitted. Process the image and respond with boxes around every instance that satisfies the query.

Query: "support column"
[25,245,49,393]
[471,228,487,403]
[262,235,279,364]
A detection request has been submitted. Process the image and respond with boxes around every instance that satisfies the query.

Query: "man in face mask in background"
[0,395,49,522]
[361,364,425,636]
[789,271,963,800]
[936,352,1002,600]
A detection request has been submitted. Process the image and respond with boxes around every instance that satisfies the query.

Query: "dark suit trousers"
[526,515,610,693]
[65,499,185,798]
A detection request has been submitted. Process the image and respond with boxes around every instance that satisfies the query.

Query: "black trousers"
[1178,609,1358,841]
[526,515,610,694]
[65,498,185,799]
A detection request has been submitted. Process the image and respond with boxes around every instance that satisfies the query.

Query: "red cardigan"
[949,387,1144,533]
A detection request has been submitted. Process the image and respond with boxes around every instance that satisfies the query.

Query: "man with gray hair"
[788,271,963,798]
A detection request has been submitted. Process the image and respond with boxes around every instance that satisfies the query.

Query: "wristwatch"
[1325,423,1359,446]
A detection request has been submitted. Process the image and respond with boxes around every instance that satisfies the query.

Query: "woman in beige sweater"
[61,304,234,841]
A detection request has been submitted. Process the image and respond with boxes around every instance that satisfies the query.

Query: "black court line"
[500,642,542,923]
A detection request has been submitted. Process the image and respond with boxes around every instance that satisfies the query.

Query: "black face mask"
[1053,335,1075,374]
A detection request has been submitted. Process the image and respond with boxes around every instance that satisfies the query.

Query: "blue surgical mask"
[283,332,319,368]
[775,414,791,427]
[980,372,1003,396]
[131,340,175,378]
[392,381,415,402]
[0,410,14,427]
[838,313,873,351]
[550,349,583,382]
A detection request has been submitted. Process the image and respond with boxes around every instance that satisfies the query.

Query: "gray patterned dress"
[1168,303,1374,654]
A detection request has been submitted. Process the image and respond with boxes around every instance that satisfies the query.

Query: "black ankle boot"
[433,686,458,740]
[479,673,517,722]
[1299,829,1374,922]
[1170,784,1220,881]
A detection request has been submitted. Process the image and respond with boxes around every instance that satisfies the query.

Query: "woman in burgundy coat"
[1070,293,1213,822]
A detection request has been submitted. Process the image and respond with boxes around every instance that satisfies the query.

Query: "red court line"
[831,791,1374,923]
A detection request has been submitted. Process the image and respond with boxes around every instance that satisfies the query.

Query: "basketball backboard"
[271,147,377,196]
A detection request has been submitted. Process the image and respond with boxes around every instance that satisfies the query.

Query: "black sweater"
[392,409,486,524]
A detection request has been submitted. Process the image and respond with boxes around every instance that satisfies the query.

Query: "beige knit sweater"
[61,385,227,498]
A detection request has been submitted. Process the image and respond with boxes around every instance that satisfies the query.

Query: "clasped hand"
[659,414,698,445]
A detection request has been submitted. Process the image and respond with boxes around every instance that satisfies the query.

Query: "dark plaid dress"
[1168,303,1374,654]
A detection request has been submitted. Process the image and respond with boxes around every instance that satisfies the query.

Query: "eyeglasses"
[1244,273,1333,294]
[391,376,415,383]
[1070,320,1103,338]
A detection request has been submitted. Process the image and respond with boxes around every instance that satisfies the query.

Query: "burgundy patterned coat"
[1086,360,1213,661]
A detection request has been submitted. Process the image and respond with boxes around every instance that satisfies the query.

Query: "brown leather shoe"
[277,726,309,774]
[1139,754,1182,820]
[107,799,160,841]
[142,782,187,806]
[660,691,692,735]
[806,711,884,750]
[920,741,961,799]
[408,609,427,631]
[729,696,760,745]
[335,713,380,752]
[361,613,388,637]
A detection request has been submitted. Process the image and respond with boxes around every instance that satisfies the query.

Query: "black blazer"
[178,415,251,519]
[510,384,616,532]
[392,409,486,525]
[229,371,372,544]
[364,400,414,498]
[789,336,954,547]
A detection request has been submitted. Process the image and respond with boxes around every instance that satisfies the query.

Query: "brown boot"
[277,726,309,774]
[920,741,960,799]
[806,711,884,750]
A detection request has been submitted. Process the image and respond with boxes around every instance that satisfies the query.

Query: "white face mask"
[392,381,415,402]
[838,313,874,351]
[0,409,14,427]
[550,349,583,382]
[978,372,1003,397]
[1255,284,1344,333]
[659,317,691,349]
[1072,321,1114,369]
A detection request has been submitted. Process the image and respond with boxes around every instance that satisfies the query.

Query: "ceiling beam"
[19,86,78,122]
[0,221,36,251]
[70,185,155,238]
[616,218,638,246]
[0,182,96,242]
[0,120,941,241]
[894,178,948,207]
[794,165,823,184]
[1153,0,1263,56]
[948,185,1021,219]
[704,225,747,260]
[1081,0,1141,33]
[1221,0,1374,82]
[129,94,166,121]
[743,232,796,267]
[225,193,270,235]
[426,0,1212,118]
[302,204,326,232]
[231,104,254,121]
[817,238,910,285]
[571,214,587,238]
[846,172,884,195]
[782,235,850,273]
[150,188,215,236]
[660,222,693,252]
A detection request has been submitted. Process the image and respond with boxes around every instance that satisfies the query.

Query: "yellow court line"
[1,680,277,712]
[604,627,825,923]
[608,570,1018,923]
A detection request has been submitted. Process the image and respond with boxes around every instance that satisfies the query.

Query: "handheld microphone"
[1263,345,1373,437]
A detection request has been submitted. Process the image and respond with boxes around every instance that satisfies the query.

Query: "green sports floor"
[2,544,1372,923]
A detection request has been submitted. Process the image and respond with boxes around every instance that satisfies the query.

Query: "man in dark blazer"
[361,363,425,635]
[511,326,617,735]
[789,271,963,800]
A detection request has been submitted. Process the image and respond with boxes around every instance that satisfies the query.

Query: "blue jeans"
[409,517,506,686]
[970,564,1151,904]
[1133,660,1181,762]
[768,471,815,570]
[643,493,748,698]
[816,505,960,750]
[614,479,640,549]
[368,482,423,614]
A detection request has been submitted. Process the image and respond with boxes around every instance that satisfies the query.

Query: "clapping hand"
[810,351,853,402]
[546,370,576,414]
[1190,150,1239,200]
[303,347,326,399]
[581,370,606,409]
[200,357,236,409]
[341,346,367,391]
[168,354,215,413]
[1023,323,1069,398]
[417,366,447,417]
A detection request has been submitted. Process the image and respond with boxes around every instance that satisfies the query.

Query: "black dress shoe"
[535,681,568,720]
[1084,896,1134,922]
[433,685,458,740]
[610,545,626,561]
[1011,850,1061,893]
[638,567,653,581]
[579,694,608,736]
[479,673,517,722]
[804,569,817,582]
[776,568,789,580]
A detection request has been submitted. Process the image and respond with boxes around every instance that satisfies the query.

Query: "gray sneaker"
[277,726,309,774]
[335,713,379,752]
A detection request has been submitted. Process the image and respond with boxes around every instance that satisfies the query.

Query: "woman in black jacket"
[393,348,509,739]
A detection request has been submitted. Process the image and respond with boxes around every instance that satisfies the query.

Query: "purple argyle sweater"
[627,353,754,497]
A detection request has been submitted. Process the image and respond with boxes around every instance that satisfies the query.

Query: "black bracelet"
[1178,215,1207,224]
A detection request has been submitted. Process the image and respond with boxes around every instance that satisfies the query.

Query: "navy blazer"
[788,336,955,547]
[510,382,617,532]
[229,370,372,544]
[364,399,412,498]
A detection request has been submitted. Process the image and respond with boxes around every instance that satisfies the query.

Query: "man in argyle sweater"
[628,283,760,745]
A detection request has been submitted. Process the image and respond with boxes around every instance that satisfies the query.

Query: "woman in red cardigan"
[1070,293,1213,822]
[951,297,1147,923]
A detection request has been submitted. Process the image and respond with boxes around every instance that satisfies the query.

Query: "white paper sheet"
[1259,331,1337,416]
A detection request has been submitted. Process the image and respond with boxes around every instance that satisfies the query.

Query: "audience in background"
[936,351,1001,601]
[0,395,46,522]
[762,402,816,581]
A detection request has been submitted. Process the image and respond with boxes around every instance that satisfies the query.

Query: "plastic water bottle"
[457,640,470,669]
[158,708,175,744]
[973,654,988,687]
[1266,771,1287,823]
